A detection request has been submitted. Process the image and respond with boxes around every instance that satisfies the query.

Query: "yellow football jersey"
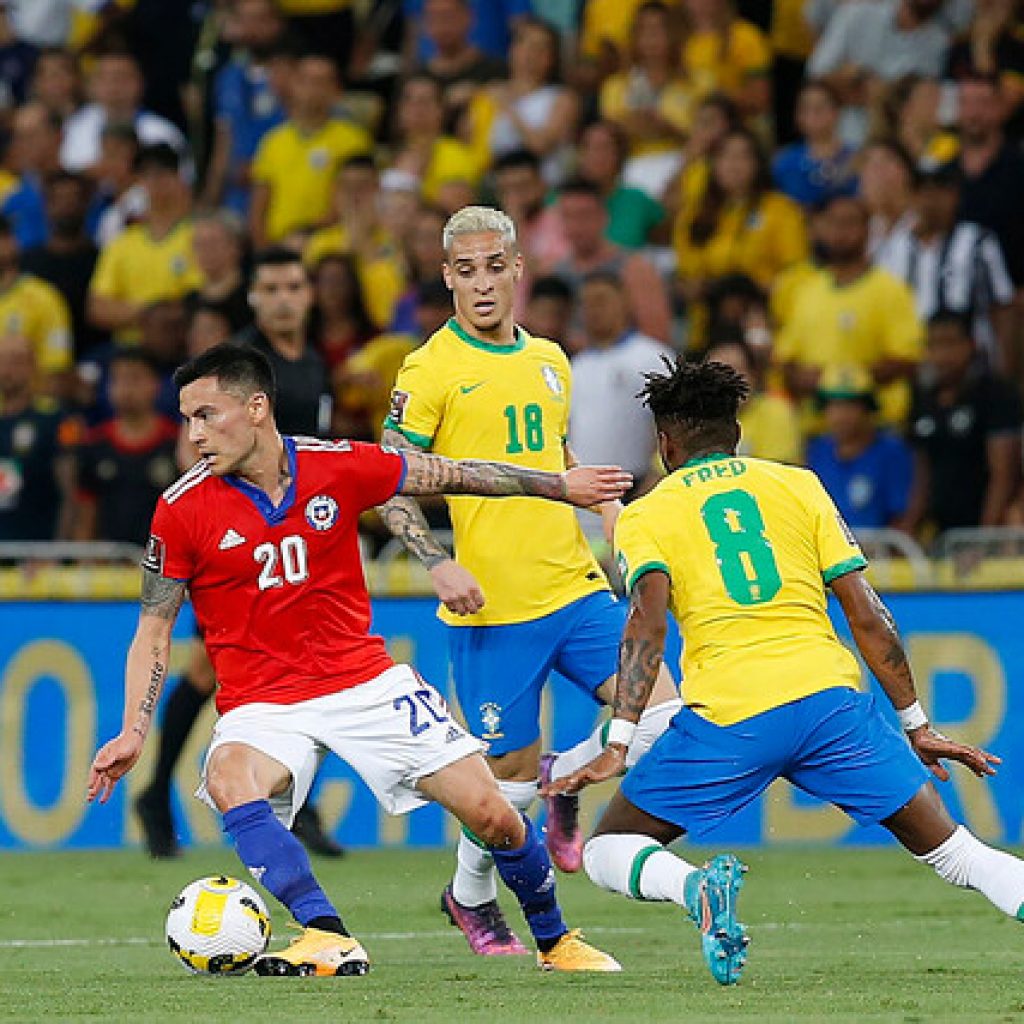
[386,318,608,627]
[89,221,202,344]
[251,120,372,242]
[615,454,866,726]
[0,274,73,374]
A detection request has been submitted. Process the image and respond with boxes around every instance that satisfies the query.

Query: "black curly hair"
[639,356,749,457]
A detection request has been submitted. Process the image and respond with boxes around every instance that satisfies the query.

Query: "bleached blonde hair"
[442,205,517,255]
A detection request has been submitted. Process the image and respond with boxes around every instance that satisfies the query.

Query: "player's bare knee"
[467,792,521,848]
[205,746,257,811]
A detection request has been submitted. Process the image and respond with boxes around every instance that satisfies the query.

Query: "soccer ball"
[165,875,271,975]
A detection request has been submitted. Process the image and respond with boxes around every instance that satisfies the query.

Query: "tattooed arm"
[542,570,670,796]
[376,427,485,616]
[87,568,187,803]
[830,571,998,779]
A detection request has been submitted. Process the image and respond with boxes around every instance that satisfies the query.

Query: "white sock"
[451,778,538,908]
[584,833,698,906]
[915,825,1024,919]
[549,699,684,780]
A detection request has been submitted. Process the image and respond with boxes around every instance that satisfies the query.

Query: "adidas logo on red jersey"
[218,528,246,551]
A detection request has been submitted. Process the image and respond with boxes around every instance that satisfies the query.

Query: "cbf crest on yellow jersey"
[385,317,607,626]
[614,454,866,726]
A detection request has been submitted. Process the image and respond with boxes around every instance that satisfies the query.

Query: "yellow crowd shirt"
[774,266,923,424]
[386,318,608,626]
[599,72,693,156]
[0,275,73,374]
[339,331,419,440]
[305,223,406,329]
[252,119,372,242]
[683,20,772,99]
[615,454,866,726]
[739,392,803,464]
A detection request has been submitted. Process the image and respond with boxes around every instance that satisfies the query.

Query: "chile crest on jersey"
[305,494,340,531]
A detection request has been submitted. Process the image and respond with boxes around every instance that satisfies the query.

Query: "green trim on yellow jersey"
[382,418,432,448]
[822,555,868,585]
[676,452,735,471]
[626,560,671,593]
[447,316,526,355]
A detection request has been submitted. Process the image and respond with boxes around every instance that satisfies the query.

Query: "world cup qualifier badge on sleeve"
[142,534,166,574]
[388,389,410,425]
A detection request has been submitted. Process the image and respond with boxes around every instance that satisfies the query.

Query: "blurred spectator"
[493,149,568,275]
[806,365,913,529]
[808,0,952,145]
[0,0,38,109]
[598,2,691,198]
[522,274,573,345]
[87,122,144,247]
[72,349,178,545]
[576,121,665,249]
[682,0,772,120]
[335,277,452,440]
[770,201,829,332]
[707,330,803,463]
[234,246,331,437]
[880,74,959,165]
[21,171,101,359]
[10,0,78,48]
[389,72,481,204]
[674,128,807,343]
[2,101,63,249]
[202,0,289,215]
[414,0,506,131]
[0,332,73,541]
[390,204,447,334]
[552,177,671,345]
[249,53,372,246]
[706,273,771,353]
[776,195,922,426]
[467,15,578,185]
[309,252,375,372]
[185,210,250,334]
[877,162,1014,370]
[568,270,672,487]
[945,0,1024,133]
[306,155,405,330]
[405,0,530,62]
[954,73,1024,288]
[29,46,81,119]
[61,49,190,176]
[87,143,200,344]
[377,167,422,251]
[276,0,356,73]
[577,0,654,82]
[859,138,917,262]
[187,298,234,356]
[770,0,816,143]
[772,80,858,208]
[905,311,1022,532]
[0,214,72,390]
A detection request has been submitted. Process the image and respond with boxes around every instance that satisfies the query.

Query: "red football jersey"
[144,437,406,713]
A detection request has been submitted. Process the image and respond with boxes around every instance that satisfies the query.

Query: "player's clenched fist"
[561,466,633,507]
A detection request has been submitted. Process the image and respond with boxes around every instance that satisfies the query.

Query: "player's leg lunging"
[206,743,369,978]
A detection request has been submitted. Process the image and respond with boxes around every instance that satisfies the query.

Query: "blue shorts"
[448,591,626,756]
[622,687,930,840]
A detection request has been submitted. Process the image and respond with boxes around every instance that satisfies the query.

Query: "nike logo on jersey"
[218,528,247,550]
[459,382,485,394]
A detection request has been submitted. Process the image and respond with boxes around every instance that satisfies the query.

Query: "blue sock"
[223,799,341,928]
[490,815,567,950]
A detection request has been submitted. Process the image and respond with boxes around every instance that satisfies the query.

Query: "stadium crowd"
[2,0,1024,550]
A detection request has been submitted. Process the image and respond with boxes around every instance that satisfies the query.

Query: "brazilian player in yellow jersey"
[546,358,1024,986]
[380,206,682,956]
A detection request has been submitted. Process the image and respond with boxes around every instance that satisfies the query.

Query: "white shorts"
[195,664,484,826]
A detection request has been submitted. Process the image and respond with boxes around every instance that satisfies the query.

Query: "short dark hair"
[340,153,377,173]
[109,347,162,377]
[173,343,277,408]
[559,177,603,203]
[134,142,180,174]
[494,148,541,175]
[640,356,749,450]
[0,214,13,237]
[252,245,306,276]
[529,275,573,303]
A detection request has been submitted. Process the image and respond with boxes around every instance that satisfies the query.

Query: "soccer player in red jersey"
[87,344,629,976]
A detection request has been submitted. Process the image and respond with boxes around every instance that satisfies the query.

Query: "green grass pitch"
[2,845,1021,1023]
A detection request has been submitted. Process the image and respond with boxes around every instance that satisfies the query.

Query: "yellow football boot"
[254,927,370,977]
[537,929,622,972]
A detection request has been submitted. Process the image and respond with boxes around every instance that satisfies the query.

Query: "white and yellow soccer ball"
[166,875,271,975]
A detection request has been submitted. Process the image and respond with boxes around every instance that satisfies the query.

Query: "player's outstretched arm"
[376,427,485,617]
[544,570,670,797]
[399,450,632,506]
[830,571,1000,780]
[87,569,186,804]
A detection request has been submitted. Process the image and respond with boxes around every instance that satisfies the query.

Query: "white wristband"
[606,718,636,748]
[896,701,928,732]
